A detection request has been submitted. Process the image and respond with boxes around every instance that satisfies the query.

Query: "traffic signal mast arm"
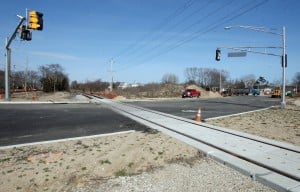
[5,16,26,49]
[4,10,43,100]
[217,46,282,57]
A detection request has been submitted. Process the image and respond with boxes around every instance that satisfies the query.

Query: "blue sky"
[0,0,299,84]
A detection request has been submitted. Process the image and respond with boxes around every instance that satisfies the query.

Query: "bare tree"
[39,64,69,92]
[184,67,229,88]
[240,74,256,88]
[14,70,40,91]
[184,67,198,84]
[161,73,179,84]
[293,72,300,91]
[0,70,4,90]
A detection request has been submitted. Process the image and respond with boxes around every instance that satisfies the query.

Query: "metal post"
[5,38,11,100]
[224,25,287,109]
[109,59,114,92]
[219,70,222,93]
[4,16,26,101]
[281,27,286,109]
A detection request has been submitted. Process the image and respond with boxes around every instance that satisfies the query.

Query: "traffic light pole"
[223,26,287,109]
[281,27,286,109]
[4,16,25,100]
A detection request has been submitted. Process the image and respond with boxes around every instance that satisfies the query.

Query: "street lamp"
[224,25,286,108]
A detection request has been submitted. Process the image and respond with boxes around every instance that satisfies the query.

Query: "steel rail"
[87,94,300,182]
[106,96,300,153]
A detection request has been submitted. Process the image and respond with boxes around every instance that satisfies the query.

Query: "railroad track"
[86,94,300,192]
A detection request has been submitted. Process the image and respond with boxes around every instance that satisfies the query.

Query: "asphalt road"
[0,103,148,146]
[125,96,281,120]
[0,96,281,146]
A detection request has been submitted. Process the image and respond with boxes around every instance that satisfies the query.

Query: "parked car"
[182,89,201,98]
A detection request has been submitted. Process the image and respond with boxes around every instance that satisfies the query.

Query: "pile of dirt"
[185,85,220,98]
[7,91,74,102]
[116,84,221,100]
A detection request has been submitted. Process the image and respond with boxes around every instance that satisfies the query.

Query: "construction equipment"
[271,87,281,98]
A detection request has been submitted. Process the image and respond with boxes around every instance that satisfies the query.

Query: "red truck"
[182,89,201,98]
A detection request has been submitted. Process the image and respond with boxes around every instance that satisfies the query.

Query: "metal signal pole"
[5,16,26,100]
[109,59,115,92]
[281,27,286,108]
[223,25,287,108]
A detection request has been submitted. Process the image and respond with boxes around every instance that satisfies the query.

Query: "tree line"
[1,65,299,93]
[0,64,69,93]
[164,67,300,91]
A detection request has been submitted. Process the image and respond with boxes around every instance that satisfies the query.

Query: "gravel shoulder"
[1,93,299,191]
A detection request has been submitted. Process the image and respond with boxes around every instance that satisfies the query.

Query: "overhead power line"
[118,0,216,67]
[115,0,269,71]
[113,0,197,60]
[135,0,269,66]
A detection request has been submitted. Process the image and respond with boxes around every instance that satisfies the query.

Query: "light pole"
[224,25,286,108]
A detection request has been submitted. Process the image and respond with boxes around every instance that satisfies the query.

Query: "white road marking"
[205,106,275,121]
[181,110,198,113]
[0,130,135,150]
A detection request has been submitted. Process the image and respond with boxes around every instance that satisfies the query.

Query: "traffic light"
[28,11,43,30]
[216,49,221,61]
[20,25,32,41]
[281,54,287,68]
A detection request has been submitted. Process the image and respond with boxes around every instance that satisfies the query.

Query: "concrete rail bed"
[93,96,300,192]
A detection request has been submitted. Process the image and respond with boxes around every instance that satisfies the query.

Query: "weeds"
[100,160,111,165]
[114,169,127,177]
[128,162,134,168]
[0,157,11,163]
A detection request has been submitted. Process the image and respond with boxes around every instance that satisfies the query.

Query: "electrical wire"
[119,0,233,69]
[112,0,196,60]
[118,0,216,67]
[116,0,269,71]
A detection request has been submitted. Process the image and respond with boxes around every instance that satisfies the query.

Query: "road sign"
[228,52,247,57]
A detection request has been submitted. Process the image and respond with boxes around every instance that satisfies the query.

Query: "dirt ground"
[0,130,201,192]
[206,98,300,146]
[0,92,299,191]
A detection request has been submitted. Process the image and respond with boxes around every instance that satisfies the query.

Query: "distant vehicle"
[286,90,293,97]
[251,89,260,96]
[182,89,201,98]
[233,88,247,96]
[271,87,281,98]
[221,88,234,97]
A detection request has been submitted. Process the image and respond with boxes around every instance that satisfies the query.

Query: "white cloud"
[29,51,81,61]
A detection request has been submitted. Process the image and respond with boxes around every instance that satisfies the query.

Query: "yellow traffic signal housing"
[28,11,43,30]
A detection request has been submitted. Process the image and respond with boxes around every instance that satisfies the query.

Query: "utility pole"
[109,58,115,92]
